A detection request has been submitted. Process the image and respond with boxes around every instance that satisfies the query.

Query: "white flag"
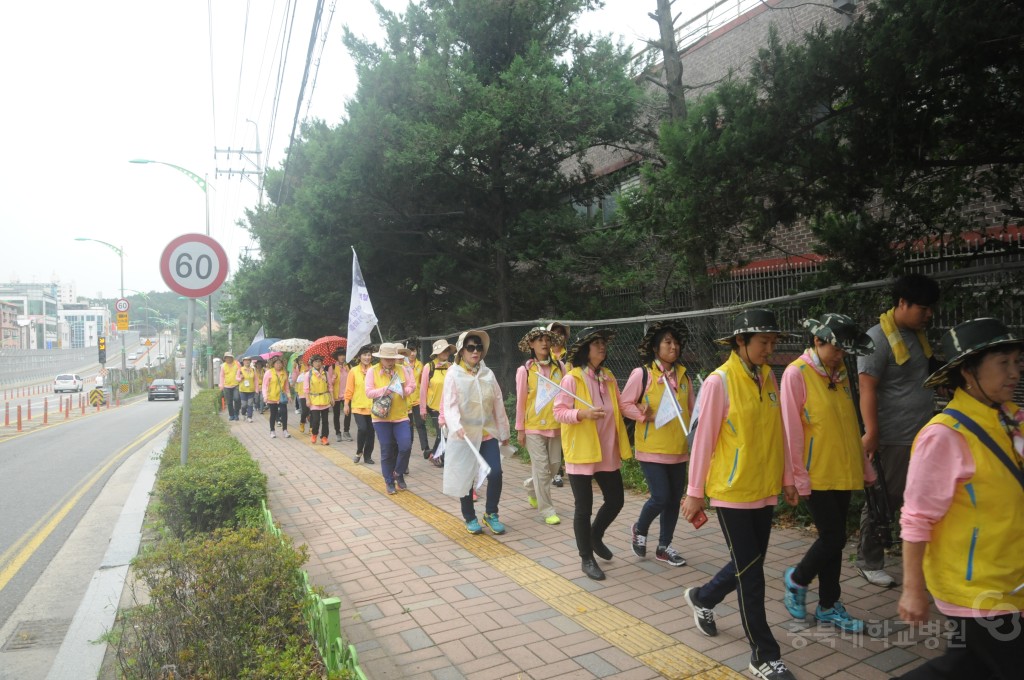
[534,376,559,414]
[387,374,403,396]
[345,248,379,363]
[251,325,265,345]
[654,386,679,429]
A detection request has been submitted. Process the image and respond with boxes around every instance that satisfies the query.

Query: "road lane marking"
[0,415,176,594]
[309,445,744,680]
[0,397,149,445]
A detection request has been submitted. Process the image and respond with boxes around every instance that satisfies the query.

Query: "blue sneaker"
[783,567,807,619]
[465,518,483,534]
[481,512,506,535]
[815,601,864,633]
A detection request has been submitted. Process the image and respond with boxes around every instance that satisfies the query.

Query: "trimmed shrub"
[113,527,326,680]
[156,454,267,538]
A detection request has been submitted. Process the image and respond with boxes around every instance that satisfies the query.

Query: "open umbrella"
[302,336,347,367]
[259,351,283,361]
[241,337,283,359]
[270,338,313,353]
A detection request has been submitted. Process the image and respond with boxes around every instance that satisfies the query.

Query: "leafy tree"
[228,0,646,337]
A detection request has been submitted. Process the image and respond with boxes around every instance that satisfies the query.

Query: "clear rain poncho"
[441,360,505,498]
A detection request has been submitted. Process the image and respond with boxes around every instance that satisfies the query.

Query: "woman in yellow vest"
[546,322,570,489]
[898,318,1024,679]
[619,321,694,567]
[553,328,632,581]
[365,343,416,494]
[329,348,351,442]
[238,356,258,423]
[261,357,292,439]
[303,355,334,446]
[344,344,376,464]
[515,327,565,526]
[680,309,799,680]
[420,339,455,467]
[779,314,876,633]
[253,358,267,414]
[404,342,429,469]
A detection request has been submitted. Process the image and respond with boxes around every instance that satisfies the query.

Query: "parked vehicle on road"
[148,379,179,401]
[54,374,84,392]
[128,352,139,361]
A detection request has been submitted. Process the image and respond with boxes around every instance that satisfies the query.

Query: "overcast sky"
[0,1,707,299]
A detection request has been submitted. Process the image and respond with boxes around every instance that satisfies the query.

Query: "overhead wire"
[265,0,300,177]
[304,0,337,121]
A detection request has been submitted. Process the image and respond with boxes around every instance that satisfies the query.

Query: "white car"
[54,374,85,392]
[128,352,139,361]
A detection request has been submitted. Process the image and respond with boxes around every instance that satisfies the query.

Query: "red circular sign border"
[160,233,229,298]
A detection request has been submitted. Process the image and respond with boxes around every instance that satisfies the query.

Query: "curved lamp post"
[132,158,214,387]
[74,237,126,371]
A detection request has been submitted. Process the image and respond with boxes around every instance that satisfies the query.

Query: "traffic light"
[98,336,107,364]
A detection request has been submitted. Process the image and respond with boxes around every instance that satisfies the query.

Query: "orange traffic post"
[65,397,70,420]
[4,402,8,427]
[27,399,31,421]
[43,398,48,424]
[17,405,22,431]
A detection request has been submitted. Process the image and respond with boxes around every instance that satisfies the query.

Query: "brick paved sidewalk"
[228,412,941,680]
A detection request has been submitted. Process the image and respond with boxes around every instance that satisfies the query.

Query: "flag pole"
[537,373,595,409]
[660,373,690,436]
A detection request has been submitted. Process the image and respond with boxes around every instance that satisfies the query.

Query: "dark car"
[148,379,179,401]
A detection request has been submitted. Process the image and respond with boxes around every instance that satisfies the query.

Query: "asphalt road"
[0,395,178,633]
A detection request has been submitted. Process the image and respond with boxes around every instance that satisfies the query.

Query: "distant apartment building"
[58,281,78,305]
[0,301,21,349]
[0,282,60,349]
[58,303,109,349]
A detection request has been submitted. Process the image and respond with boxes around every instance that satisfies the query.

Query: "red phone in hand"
[690,509,708,530]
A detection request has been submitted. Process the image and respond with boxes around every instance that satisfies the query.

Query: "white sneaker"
[858,567,896,588]
[284,431,292,438]
[247,417,253,423]
[270,431,276,438]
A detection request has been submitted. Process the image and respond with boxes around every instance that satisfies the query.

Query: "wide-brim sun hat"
[546,322,570,345]
[801,313,874,356]
[223,351,234,358]
[430,338,456,358]
[567,327,616,367]
[456,329,491,358]
[372,342,412,360]
[638,321,689,363]
[518,326,556,353]
[715,308,797,345]
[924,318,1022,388]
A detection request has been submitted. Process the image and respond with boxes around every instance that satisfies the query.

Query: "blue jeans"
[239,391,255,419]
[460,438,502,520]
[373,419,412,486]
[636,461,687,547]
[693,506,780,665]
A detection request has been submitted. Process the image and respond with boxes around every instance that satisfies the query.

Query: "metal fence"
[411,265,1024,401]
[0,347,93,387]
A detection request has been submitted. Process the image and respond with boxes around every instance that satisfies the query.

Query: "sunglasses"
[464,344,484,352]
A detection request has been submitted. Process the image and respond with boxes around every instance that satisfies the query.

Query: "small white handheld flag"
[654,374,689,435]
[537,373,594,409]
[387,374,403,396]
[534,376,559,414]
[346,248,379,363]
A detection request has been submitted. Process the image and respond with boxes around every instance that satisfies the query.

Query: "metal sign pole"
[180,298,196,465]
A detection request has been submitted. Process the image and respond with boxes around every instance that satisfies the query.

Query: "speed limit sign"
[160,234,229,298]
[115,298,130,312]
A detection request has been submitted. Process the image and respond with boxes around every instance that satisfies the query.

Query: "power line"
[265,0,299,173]
[304,0,336,121]
[207,0,217,146]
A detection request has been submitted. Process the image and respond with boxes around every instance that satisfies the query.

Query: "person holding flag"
[619,321,695,567]
[515,327,565,526]
[547,322,571,488]
[345,345,377,464]
[554,328,632,581]
[329,348,351,441]
[405,342,430,462]
[365,343,416,494]
[421,339,455,467]
[440,330,511,535]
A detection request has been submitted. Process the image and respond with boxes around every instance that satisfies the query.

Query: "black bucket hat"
[715,308,796,345]
[800,313,874,357]
[566,327,616,367]
[518,326,556,353]
[638,321,689,364]
[924,318,1022,388]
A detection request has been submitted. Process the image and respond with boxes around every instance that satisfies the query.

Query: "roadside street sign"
[116,311,129,331]
[89,388,106,406]
[160,234,229,298]
[115,298,130,313]
[99,367,108,377]
[119,384,129,394]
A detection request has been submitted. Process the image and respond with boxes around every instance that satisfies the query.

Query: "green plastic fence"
[262,500,369,679]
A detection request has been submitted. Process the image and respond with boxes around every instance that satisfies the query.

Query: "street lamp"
[132,157,215,388]
[75,237,126,372]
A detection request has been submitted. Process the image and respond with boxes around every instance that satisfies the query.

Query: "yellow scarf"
[879,308,932,365]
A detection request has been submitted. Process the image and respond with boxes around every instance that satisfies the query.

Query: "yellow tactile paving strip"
[313,445,744,680]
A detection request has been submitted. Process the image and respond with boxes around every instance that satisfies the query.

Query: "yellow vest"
[790,356,863,490]
[920,391,1024,611]
[307,368,331,408]
[330,365,347,400]
[407,359,424,406]
[266,369,290,403]
[634,362,691,455]
[560,367,633,464]
[221,362,240,388]
[368,366,411,421]
[522,360,564,431]
[426,362,448,411]
[350,365,372,413]
[238,366,257,393]
[706,352,785,502]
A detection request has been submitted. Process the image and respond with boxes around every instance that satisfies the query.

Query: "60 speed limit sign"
[160,234,229,298]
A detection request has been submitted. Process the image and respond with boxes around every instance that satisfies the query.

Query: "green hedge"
[154,390,267,538]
